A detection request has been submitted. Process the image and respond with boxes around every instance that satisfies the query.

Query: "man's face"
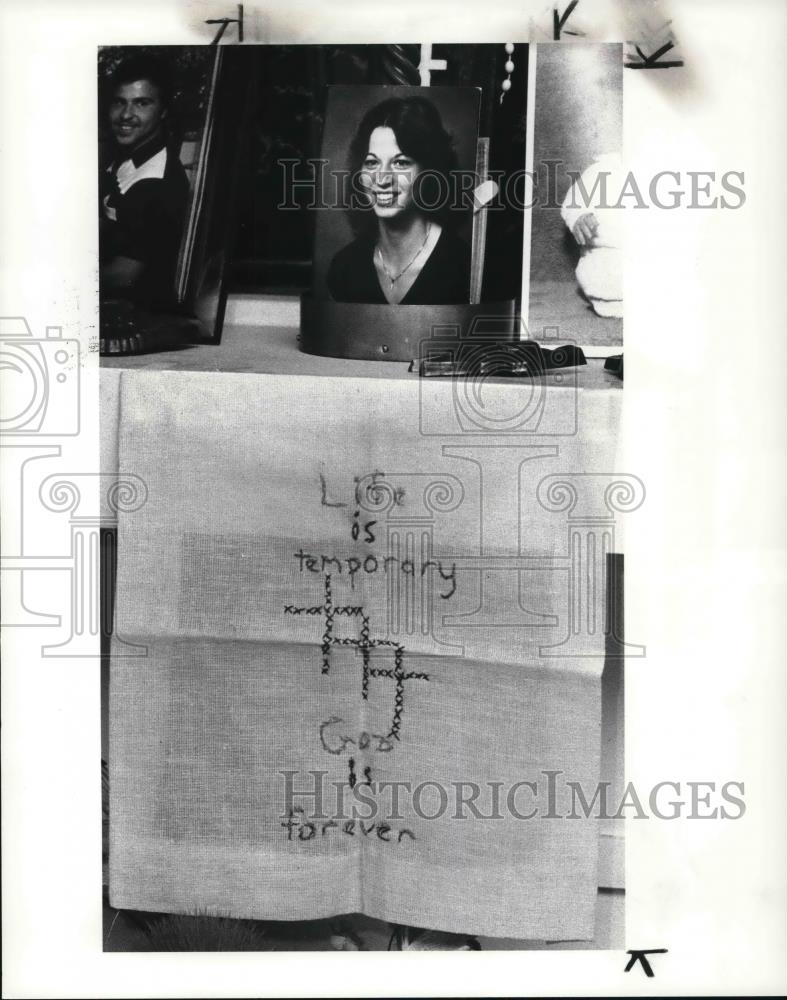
[109,79,165,152]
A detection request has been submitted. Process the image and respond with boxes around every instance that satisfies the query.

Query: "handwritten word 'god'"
[319,716,394,755]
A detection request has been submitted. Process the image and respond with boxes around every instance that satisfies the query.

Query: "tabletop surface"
[101,323,623,390]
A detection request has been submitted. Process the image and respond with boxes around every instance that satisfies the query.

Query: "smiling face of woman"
[359,127,422,220]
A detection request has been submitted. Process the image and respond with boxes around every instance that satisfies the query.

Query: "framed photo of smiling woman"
[310,85,482,306]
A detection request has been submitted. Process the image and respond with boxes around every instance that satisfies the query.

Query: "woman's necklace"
[376,223,432,287]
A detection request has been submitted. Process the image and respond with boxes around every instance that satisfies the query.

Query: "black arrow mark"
[553,1,584,40]
[624,948,668,977]
[625,41,683,69]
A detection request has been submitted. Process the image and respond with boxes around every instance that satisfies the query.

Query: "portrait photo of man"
[99,53,189,310]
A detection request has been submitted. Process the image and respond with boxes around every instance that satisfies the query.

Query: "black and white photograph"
[97,40,625,954]
[99,46,255,349]
[98,43,534,365]
[313,85,480,306]
[2,1,786,996]
[525,43,623,347]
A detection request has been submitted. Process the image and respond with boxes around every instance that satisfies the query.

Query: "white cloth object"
[109,370,621,939]
[561,152,624,317]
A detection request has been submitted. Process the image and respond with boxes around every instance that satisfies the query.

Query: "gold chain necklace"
[376,223,432,287]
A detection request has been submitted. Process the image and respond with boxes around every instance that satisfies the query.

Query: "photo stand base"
[99,300,210,356]
[300,295,518,363]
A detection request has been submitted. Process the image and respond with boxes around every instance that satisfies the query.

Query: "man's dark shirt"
[100,131,190,308]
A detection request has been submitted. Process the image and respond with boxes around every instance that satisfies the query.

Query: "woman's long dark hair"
[343,96,465,237]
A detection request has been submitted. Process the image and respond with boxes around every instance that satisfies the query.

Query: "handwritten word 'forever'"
[282,807,416,845]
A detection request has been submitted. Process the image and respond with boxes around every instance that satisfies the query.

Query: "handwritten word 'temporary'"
[293,549,457,598]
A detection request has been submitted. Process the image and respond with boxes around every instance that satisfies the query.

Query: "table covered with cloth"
[101,337,623,940]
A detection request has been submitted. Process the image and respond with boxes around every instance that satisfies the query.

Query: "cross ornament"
[418,43,447,85]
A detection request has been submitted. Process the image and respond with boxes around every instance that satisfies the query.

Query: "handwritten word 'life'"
[293,549,457,599]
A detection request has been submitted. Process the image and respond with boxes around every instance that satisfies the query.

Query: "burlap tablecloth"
[108,368,621,939]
